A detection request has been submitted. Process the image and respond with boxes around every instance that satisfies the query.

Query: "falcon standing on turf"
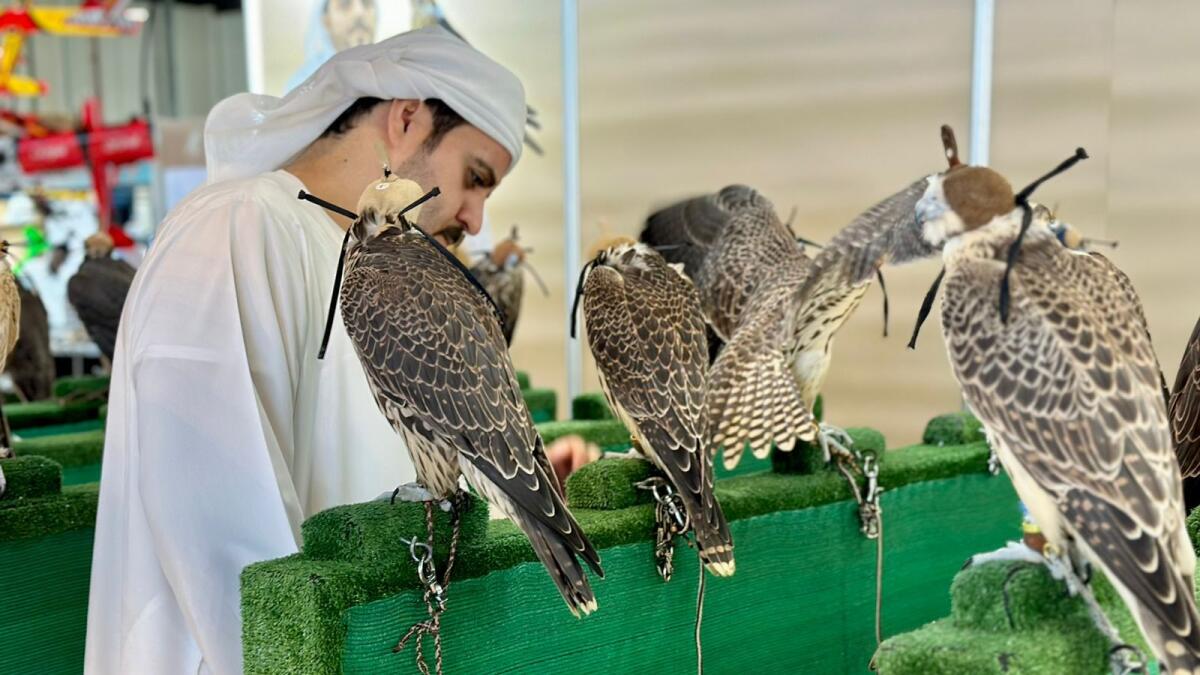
[468,226,546,346]
[0,241,20,497]
[916,152,1200,674]
[641,168,940,472]
[339,175,603,616]
[579,237,734,578]
[67,232,136,363]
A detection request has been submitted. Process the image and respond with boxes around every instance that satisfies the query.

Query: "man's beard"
[394,153,462,247]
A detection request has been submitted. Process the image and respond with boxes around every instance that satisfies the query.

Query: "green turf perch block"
[922,410,985,446]
[7,399,106,430]
[874,559,1152,674]
[521,388,557,423]
[566,458,655,510]
[14,430,105,469]
[536,419,631,454]
[52,375,111,399]
[515,371,530,390]
[771,426,886,474]
[571,392,613,420]
[0,455,62,502]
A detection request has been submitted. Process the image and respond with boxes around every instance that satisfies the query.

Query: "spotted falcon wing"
[1170,316,1200,478]
[706,261,815,470]
[944,240,1200,665]
[1089,252,1171,407]
[582,251,732,563]
[642,185,809,340]
[340,232,602,576]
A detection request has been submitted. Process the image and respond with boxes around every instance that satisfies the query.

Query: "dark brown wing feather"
[642,185,808,340]
[943,239,1200,670]
[582,249,732,566]
[1171,316,1200,478]
[8,284,52,400]
[67,258,135,360]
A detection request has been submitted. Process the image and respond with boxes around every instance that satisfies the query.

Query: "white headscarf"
[204,26,526,184]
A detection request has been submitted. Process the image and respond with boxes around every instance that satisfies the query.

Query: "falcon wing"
[67,259,134,360]
[642,185,808,340]
[1170,316,1200,478]
[706,262,815,469]
[340,234,600,574]
[945,241,1200,663]
[582,253,731,560]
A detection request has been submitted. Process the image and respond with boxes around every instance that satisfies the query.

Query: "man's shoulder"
[169,171,300,219]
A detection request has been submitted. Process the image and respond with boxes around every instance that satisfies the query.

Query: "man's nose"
[458,198,484,236]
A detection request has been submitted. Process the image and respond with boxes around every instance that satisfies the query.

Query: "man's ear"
[386,99,423,146]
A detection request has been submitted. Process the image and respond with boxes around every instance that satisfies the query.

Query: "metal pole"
[969,0,994,166]
[561,0,582,401]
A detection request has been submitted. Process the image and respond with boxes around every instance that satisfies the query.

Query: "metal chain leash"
[834,449,886,644]
[636,477,691,582]
[394,498,464,675]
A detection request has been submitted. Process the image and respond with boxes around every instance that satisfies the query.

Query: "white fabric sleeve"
[129,196,308,675]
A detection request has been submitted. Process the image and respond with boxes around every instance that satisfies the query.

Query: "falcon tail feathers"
[526,517,600,617]
[693,498,735,577]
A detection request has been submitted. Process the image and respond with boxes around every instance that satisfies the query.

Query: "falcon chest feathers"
[580,240,734,576]
[337,176,603,616]
[918,164,1200,674]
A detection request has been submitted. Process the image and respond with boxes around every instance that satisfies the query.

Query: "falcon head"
[490,226,528,269]
[350,175,429,243]
[915,166,1016,248]
[1042,206,1118,251]
[84,232,115,259]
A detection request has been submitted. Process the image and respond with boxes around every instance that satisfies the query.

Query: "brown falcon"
[578,237,734,577]
[915,154,1200,674]
[468,226,547,346]
[641,172,940,472]
[8,282,52,401]
[67,232,136,363]
[0,241,19,496]
[338,175,603,616]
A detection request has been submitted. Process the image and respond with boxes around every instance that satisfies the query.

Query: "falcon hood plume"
[326,175,604,617]
[915,147,1200,674]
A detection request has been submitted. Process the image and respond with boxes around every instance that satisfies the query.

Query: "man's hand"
[546,435,600,489]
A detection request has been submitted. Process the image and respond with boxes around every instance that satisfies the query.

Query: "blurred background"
[1,0,1197,445]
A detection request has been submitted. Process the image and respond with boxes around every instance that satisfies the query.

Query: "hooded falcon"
[468,226,546,346]
[915,154,1200,674]
[578,237,734,577]
[641,164,941,471]
[339,175,603,616]
[0,241,20,497]
[67,232,136,363]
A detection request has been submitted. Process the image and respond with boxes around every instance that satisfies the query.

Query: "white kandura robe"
[84,170,414,675]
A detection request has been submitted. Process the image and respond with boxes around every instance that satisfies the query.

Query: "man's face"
[322,0,377,52]
[393,122,513,248]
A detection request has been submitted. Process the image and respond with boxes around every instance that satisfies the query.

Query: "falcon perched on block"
[641,166,940,472]
[578,237,734,578]
[67,232,136,363]
[339,175,603,616]
[8,282,52,402]
[917,150,1200,674]
[0,241,20,496]
[468,226,546,346]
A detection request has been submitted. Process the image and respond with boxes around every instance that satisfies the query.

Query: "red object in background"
[15,100,153,242]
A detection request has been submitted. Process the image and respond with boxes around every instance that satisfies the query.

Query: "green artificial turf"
[874,560,1151,674]
[0,455,61,501]
[538,419,631,454]
[244,467,1020,674]
[0,456,98,542]
[515,371,530,390]
[15,419,105,439]
[52,375,110,399]
[242,424,1008,674]
[521,388,557,423]
[922,410,985,446]
[6,399,105,430]
[571,392,613,421]
[14,429,105,469]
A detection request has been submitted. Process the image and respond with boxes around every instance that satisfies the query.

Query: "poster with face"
[243,0,412,96]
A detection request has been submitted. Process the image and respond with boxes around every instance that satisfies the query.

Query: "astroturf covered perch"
[240,426,1025,674]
